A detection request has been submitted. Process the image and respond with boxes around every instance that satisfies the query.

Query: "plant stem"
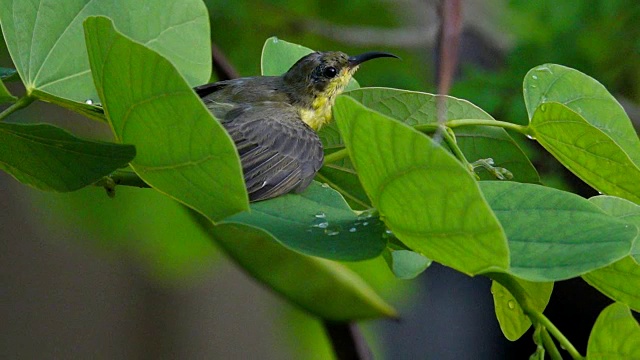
[0,95,35,121]
[445,118,531,135]
[95,170,150,197]
[323,148,349,165]
[488,272,585,360]
[541,326,563,360]
[439,126,473,172]
[322,320,372,360]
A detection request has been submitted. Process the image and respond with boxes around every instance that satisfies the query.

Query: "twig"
[211,42,239,80]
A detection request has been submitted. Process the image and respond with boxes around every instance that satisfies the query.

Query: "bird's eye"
[323,66,338,78]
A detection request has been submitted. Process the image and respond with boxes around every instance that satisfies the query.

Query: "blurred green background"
[2,0,638,358]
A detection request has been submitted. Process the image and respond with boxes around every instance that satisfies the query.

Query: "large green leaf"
[587,303,640,360]
[524,64,640,167]
[225,181,387,261]
[347,87,540,183]
[480,181,636,281]
[0,76,15,104]
[84,16,248,222]
[491,276,553,341]
[582,196,640,311]
[0,0,210,102]
[335,95,509,275]
[200,220,396,321]
[529,102,640,204]
[583,257,640,312]
[382,249,432,280]
[0,122,134,191]
[588,195,640,262]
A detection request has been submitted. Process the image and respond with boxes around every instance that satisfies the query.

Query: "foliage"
[1,2,639,358]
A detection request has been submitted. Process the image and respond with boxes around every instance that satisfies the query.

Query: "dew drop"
[535,65,553,74]
[530,84,537,88]
[507,300,516,310]
[321,183,330,188]
[531,75,538,80]
[273,37,279,43]
[362,221,369,226]
[325,229,340,236]
[349,227,357,232]
[525,134,537,140]
[540,104,547,112]
[318,221,329,229]
[315,212,326,219]
[85,99,93,105]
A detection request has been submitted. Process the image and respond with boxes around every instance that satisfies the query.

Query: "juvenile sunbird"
[195,51,398,202]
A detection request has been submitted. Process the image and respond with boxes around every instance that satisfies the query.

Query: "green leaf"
[347,87,540,183]
[529,102,640,204]
[0,0,211,102]
[582,196,640,311]
[0,122,134,191]
[200,220,397,321]
[84,16,248,222]
[524,64,640,167]
[583,257,640,312]
[260,36,359,91]
[335,95,509,275]
[587,303,640,360]
[589,195,640,262]
[0,76,16,104]
[491,276,553,341]
[480,181,636,281]
[226,181,387,261]
[383,249,432,280]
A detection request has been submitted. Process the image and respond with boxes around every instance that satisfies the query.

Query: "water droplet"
[85,99,93,105]
[321,183,330,188]
[325,229,340,236]
[576,107,583,114]
[315,212,326,219]
[507,300,516,310]
[317,221,329,229]
[349,227,357,232]
[531,75,538,80]
[541,96,547,102]
[535,65,553,74]
[273,37,279,43]
[525,134,537,140]
[362,221,369,226]
[540,104,547,112]
[530,84,537,88]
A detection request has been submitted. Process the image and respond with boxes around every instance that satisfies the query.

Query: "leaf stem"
[95,170,150,197]
[540,326,563,360]
[488,272,585,360]
[445,118,532,136]
[0,95,35,121]
[323,148,349,165]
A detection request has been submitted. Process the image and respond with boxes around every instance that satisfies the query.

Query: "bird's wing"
[217,101,324,202]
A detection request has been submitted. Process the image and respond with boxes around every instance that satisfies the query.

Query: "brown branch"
[211,42,239,80]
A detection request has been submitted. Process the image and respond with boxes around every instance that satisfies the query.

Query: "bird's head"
[283,51,398,105]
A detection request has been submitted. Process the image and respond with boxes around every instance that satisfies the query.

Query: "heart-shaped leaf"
[84,16,247,222]
[587,303,640,360]
[335,95,509,275]
[0,0,211,102]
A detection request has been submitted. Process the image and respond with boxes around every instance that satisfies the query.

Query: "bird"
[194,51,398,202]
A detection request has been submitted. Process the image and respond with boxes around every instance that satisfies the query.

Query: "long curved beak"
[348,52,400,67]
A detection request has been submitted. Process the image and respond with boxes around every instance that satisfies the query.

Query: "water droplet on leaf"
[315,212,326,219]
[507,300,516,309]
[85,99,93,105]
[531,75,538,80]
[349,227,357,233]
